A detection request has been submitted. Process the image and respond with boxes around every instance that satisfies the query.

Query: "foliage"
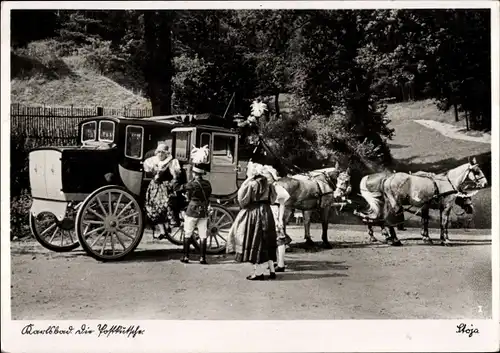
[172,54,211,113]
[11,134,35,196]
[11,190,32,240]
[10,8,492,177]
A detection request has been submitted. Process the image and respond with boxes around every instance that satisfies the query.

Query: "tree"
[11,10,60,48]
[142,11,175,115]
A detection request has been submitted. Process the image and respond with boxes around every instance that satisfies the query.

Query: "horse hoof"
[322,242,333,249]
[390,240,402,247]
[370,237,378,243]
[304,239,315,247]
[422,238,433,244]
[443,241,452,247]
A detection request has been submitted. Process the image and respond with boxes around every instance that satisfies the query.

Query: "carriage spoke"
[100,232,109,255]
[217,221,233,229]
[116,228,135,240]
[108,192,113,215]
[118,212,139,223]
[213,234,220,248]
[60,230,65,246]
[40,222,57,236]
[83,220,105,226]
[68,230,75,244]
[83,224,90,237]
[90,230,106,247]
[96,197,108,217]
[216,232,227,242]
[84,226,105,237]
[110,232,115,255]
[118,223,139,228]
[115,232,127,250]
[113,193,123,216]
[213,213,228,228]
[87,208,106,221]
[116,200,133,218]
[49,228,60,243]
[171,227,182,237]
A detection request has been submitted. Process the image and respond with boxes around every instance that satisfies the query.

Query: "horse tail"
[360,175,383,218]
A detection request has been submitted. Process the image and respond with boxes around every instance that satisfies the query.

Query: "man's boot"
[199,238,207,264]
[180,235,190,263]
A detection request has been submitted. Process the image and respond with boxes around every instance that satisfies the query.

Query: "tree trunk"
[274,92,280,118]
[465,110,470,131]
[143,11,173,116]
[453,102,459,122]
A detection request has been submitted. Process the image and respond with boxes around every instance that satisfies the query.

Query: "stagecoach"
[28,113,251,261]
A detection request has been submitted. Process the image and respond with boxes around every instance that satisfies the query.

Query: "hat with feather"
[190,145,210,174]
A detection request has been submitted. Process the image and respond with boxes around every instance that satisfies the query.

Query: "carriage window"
[81,121,96,142]
[212,134,236,165]
[175,131,191,161]
[99,121,115,142]
[125,125,144,160]
[200,133,211,163]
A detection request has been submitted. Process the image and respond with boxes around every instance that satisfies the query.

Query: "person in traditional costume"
[180,146,212,264]
[143,143,183,228]
[227,162,278,280]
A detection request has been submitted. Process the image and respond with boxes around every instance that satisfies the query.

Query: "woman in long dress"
[143,143,182,227]
[227,162,278,280]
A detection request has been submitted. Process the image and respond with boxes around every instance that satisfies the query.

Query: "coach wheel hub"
[210,227,218,235]
[105,216,119,231]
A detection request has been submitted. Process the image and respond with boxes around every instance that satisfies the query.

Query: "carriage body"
[29,116,180,220]
[170,125,248,200]
[28,114,238,260]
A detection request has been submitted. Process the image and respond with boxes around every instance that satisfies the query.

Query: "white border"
[2,1,499,353]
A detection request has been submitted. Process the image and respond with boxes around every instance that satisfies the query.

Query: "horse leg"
[388,226,402,246]
[367,224,378,242]
[440,206,453,246]
[282,207,292,238]
[303,210,315,246]
[421,206,433,244]
[321,207,332,249]
[380,225,390,244]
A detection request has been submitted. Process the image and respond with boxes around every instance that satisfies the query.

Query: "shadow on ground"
[274,272,349,281]
[286,259,350,271]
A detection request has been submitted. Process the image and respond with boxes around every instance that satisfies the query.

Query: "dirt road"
[10,225,491,320]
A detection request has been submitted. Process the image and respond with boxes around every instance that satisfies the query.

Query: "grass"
[11,67,151,109]
[11,41,151,109]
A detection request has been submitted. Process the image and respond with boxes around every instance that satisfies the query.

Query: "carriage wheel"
[205,205,234,254]
[163,205,233,254]
[76,186,144,261]
[162,216,200,250]
[162,222,186,246]
[30,209,79,252]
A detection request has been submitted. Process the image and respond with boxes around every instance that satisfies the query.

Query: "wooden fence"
[11,103,153,146]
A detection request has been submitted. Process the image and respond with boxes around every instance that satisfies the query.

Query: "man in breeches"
[180,163,212,264]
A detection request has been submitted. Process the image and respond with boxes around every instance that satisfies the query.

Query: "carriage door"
[209,133,238,196]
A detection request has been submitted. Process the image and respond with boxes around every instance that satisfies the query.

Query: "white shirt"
[143,155,181,177]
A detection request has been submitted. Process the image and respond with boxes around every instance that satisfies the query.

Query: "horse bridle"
[447,163,486,193]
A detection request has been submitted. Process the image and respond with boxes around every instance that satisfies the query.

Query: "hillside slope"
[11,48,150,109]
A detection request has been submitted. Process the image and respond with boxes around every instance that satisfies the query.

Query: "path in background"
[386,103,491,168]
[415,120,491,144]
